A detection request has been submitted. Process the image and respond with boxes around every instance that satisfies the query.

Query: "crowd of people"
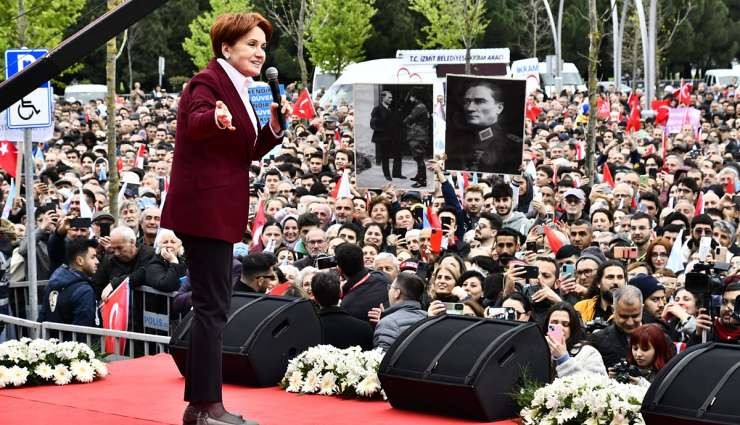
[1,74,739,387]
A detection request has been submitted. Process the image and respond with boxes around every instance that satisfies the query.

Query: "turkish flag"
[0,141,19,178]
[626,103,641,133]
[678,80,692,105]
[292,88,316,120]
[603,163,615,188]
[101,278,130,354]
[525,99,541,122]
[627,92,640,110]
[651,99,670,125]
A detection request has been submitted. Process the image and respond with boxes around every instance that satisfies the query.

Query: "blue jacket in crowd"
[39,265,99,327]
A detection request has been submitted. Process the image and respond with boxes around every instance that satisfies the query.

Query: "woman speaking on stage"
[161,12,289,425]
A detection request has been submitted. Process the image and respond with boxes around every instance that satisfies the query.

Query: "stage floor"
[1,354,520,425]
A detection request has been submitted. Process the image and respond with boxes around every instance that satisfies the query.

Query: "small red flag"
[678,80,692,105]
[602,164,615,188]
[250,199,267,250]
[651,99,670,125]
[626,103,641,133]
[101,278,130,354]
[627,92,640,110]
[0,141,18,178]
[135,144,147,169]
[525,99,541,122]
[544,225,567,253]
[726,178,735,195]
[694,191,704,216]
[292,88,316,120]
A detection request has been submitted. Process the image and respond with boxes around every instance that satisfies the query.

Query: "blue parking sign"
[4,49,52,128]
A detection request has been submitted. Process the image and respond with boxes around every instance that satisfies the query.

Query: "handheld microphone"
[265,67,285,131]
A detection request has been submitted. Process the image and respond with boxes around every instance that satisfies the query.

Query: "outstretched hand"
[215,100,236,131]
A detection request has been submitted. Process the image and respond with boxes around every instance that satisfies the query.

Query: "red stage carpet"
[1,354,520,425]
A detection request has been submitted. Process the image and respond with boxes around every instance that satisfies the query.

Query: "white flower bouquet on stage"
[280,345,385,399]
[0,338,108,387]
[517,373,647,425]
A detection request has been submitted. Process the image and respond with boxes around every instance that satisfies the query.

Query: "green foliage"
[409,0,489,49]
[364,0,421,59]
[305,0,377,76]
[0,0,86,77]
[183,0,254,69]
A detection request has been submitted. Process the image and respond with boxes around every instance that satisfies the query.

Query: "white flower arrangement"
[280,345,385,399]
[518,373,647,425]
[0,338,108,388]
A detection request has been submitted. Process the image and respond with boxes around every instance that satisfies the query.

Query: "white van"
[63,84,107,103]
[704,69,740,87]
[317,59,442,110]
[538,62,586,96]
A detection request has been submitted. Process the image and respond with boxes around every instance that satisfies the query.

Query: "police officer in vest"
[40,238,100,327]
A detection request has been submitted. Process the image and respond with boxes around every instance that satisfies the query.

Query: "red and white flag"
[678,80,692,105]
[101,278,130,354]
[651,99,670,125]
[602,164,615,188]
[331,170,352,200]
[694,191,704,216]
[250,199,267,250]
[544,225,568,254]
[0,141,18,178]
[134,144,146,169]
[525,99,541,122]
[292,88,316,120]
[626,103,641,133]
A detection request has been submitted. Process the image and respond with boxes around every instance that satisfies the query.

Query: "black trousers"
[178,233,233,403]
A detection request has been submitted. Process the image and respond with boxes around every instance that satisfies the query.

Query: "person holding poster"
[404,89,430,187]
[161,12,289,425]
[445,75,525,175]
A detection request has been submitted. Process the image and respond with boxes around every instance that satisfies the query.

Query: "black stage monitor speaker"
[378,315,550,422]
[170,292,321,387]
[642,343,740,425]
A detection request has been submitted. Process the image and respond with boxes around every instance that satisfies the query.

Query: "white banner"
[396,48,510,65]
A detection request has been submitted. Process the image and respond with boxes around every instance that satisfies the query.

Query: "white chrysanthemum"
[0,365,8,388]
[8,366,29,386]
[34,363,54,380]
[355,373,380,397]
[286,371,303,393]
[302,369,320,393]
[318,372,337,395]
[70,360,95,383]
[90,359,108,377]
[53,364,72,385]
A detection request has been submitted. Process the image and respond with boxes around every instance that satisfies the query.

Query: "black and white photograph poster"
[354,84,434,190]
[444,74,526,175]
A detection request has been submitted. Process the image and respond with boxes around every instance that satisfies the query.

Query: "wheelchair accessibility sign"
[4,49,53,129]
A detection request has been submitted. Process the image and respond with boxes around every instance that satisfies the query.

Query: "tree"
[515,0,552,58]
[409,0,488,50]
[263,0,312,88]
[305,0,376,76]
[183,0,253,69]
[364,0,421,60]
[0,0,85,75]
[106,0,122,220]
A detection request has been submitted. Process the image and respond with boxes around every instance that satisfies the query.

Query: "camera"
[444,302,465,315]
[486,307,517,321]
[314,255,337,270]
[584,317,609,333]
[612,359,642,384]
[684,262,729,296]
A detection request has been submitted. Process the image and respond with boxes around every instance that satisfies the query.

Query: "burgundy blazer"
[161,59,280,243]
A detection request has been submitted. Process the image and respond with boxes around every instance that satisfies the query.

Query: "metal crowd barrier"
[0,313,42,339]
[0,313,171,359]
[7,281,186,338]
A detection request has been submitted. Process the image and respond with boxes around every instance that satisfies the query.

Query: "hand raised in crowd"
[451,286,468,301]
[695,308,713,334]
[503,265,527,297]
[101,283,114,302]
[55,215,72,236]
[367,303,384,324]
[427,300,446,318]
[98,236,111,252]
[532,284,562,304]
[39,210,59,232]
[557,276,586,296]
[214,100,235,131]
